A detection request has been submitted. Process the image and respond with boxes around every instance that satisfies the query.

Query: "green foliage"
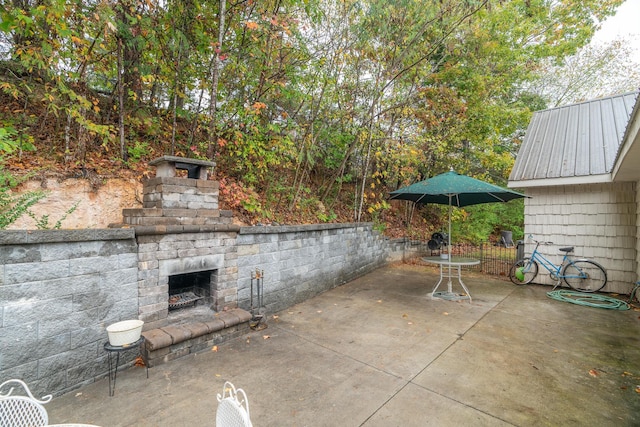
[317,210,337,223]
[0,127,20,154]
[0,169,46,229]
[450,200,525,245]
[0,126,35,154]
[127,141,152,163]
[0,0,625,231]
[26,200,80,230]
[218,177,266,217]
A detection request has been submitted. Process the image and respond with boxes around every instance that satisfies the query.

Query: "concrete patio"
[45,263,640,426]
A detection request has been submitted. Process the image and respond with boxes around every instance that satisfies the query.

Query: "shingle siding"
[523,182,637,293]
[637,183,640,283]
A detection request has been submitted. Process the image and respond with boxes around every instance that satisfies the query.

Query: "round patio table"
[422,256,480,303]
[46,424,102,426]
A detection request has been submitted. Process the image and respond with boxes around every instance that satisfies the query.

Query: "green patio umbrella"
[389,169,526,257]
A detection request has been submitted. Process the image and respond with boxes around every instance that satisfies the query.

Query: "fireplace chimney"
[121,156,232,227]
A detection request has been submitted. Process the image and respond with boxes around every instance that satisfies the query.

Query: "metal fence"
[416,242,521,279]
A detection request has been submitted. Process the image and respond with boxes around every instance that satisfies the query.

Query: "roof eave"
[612,93,640,182]
[508,173,612,189]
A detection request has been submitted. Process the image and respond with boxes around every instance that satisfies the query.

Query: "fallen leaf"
[212,345,218,352]
[402,313,408,318]
[636,386,640,394]
[589,369,599,377]
[273,315,279,320]
[443,312,449,316]
[377,300,382,303]
[215,374,221,377]
[263,335,271,339]
[75,392,82,397]
[134,356,146,367]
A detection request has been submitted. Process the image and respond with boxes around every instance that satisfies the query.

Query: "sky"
[591,0,640,63]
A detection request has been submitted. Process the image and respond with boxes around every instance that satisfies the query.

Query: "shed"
[508,90,640,293]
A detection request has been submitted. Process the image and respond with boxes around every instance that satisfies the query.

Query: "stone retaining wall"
[0,229,138,397]
[236,223,393,314]
[0,224,418,397]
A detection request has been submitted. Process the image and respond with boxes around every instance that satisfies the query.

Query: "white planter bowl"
[106,319,144,346]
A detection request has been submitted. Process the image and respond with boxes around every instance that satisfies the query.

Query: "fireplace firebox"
[168,270,218,311]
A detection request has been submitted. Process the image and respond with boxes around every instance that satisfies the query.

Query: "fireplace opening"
[168,270,217,311]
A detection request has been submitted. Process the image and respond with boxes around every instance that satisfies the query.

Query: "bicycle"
[509,235,608,292]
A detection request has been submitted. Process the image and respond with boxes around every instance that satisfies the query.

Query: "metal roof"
[508,91,640,187]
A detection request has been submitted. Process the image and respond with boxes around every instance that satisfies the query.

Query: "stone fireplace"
[115,156,241,330]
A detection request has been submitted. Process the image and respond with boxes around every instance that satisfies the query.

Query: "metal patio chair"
[0,379,52,427]
[216,381,253,427]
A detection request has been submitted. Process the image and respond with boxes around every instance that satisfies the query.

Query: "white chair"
[0,379,52,427]
[216,381,253,427]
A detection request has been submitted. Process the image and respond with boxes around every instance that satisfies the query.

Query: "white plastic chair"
[0,379,52,427]
[216,381,253,427]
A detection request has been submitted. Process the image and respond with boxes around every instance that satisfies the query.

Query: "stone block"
[69,325,104,349]
[67,360,106,387]
[4,297,73,327]
[195,209,221,218]
[231,308,252,323]
[139,302,168,315]
[102,268,139,288]
[162,325,192,344]
[218,310,240,328]
[187,322,210,338]
[4,259,71,284]
[147,345,171,360]
[167,346,191,361]
[138,293,167,306]
[204,318,225,332]
[39,342,97,379]
[197,180,219,189]
[142,329,173,350]
[139,284,167,297]
[138,260,159,271]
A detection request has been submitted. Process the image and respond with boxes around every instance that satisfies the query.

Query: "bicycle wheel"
[562,260,607,292]
[509,258,539,285]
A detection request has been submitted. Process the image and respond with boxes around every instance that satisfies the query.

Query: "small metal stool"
[103,336,148,396]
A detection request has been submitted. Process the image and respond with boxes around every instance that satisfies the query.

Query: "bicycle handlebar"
[527,234,553,245]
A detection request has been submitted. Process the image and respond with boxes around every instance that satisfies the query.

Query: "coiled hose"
[546,289,630,310]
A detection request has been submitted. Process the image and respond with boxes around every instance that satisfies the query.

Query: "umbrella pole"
[448,197,452,292]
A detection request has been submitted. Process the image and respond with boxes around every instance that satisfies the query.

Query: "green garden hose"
[546,289,630,310]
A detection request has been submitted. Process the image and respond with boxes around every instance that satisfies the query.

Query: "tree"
[526,38,640,107]
[0,0,627,228]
